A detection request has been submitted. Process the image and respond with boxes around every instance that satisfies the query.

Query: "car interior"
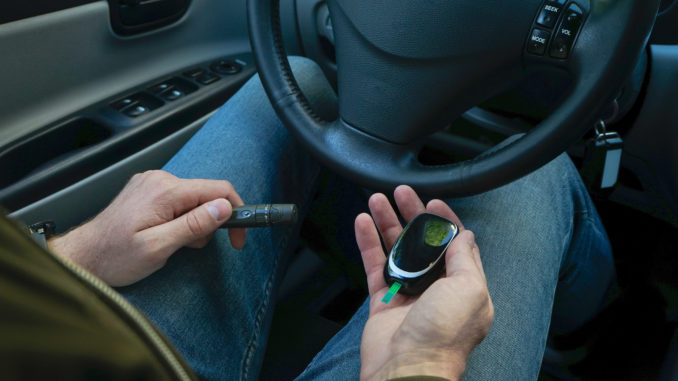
[1,0,677,379]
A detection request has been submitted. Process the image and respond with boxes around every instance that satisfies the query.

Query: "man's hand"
[48,170,246,287]
[356,185,494,381]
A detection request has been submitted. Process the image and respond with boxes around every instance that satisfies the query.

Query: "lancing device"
[220,204,298,228]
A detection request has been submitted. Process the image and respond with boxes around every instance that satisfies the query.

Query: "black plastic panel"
[108,0,190,36]
[0,1,98,25]
[613,45,678,226]
[0,118,112,188]
[651,0,678,44]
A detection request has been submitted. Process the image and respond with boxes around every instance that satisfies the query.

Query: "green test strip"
[381,282,402,304]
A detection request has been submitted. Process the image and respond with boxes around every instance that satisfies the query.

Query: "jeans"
[119,57,614,381]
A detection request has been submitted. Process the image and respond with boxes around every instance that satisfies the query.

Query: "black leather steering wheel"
[247,0,658,196]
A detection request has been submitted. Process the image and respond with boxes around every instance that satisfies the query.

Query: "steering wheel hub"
[331,0,537,59]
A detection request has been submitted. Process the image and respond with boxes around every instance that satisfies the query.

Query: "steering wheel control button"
[550,4,584,59]
[210,60,242,75]
[566,3,584,15]
[183,68,205,78]
[536,3,562,28]
[196,72,220,85]
[527,28,551,56]
[123,104,149,118]
[550,36,571,59]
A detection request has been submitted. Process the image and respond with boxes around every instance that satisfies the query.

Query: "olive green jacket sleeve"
[0,215,197,380]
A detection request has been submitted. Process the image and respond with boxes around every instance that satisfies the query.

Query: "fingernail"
[207,200,228,221]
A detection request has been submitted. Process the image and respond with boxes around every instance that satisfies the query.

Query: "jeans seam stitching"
[240,167,320,381]
[559,215,598,285]
[241,228,288,381]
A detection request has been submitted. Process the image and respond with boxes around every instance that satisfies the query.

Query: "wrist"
[47,224,98,273]
[364,350,466,381]
[47,231,78,262]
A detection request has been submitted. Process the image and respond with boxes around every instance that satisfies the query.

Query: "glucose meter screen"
[391,214,456,272]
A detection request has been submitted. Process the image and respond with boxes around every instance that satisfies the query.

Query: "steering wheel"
[247,0,658,196]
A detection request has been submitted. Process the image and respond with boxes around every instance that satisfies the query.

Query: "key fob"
[581,131,623,190]
[383,213,459,296]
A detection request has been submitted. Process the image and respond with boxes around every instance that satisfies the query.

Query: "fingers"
[167,175,247,250]
[471,240,486,282]
[425,199,465,230]
[170,177,244,214]
[186,234,213,249]
[368,193,403,251]
[355,213,388,295]
[423,197,475,276]
[366,185,467,271]
[445,230,486,282]
[141,198,233,257]
[423,197,478,278]
[228,227,247,250]
[393,185,426,222]
[393,185,464,231]
[362,185,477,298]
[368,185,429,251]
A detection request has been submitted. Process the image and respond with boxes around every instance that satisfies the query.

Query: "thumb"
[146,198,232,256]
[445,230,481,278]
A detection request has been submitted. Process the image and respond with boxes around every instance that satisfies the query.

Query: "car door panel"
[0,1,250,144]
[0,0,257,217]
[0,51,256,211]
